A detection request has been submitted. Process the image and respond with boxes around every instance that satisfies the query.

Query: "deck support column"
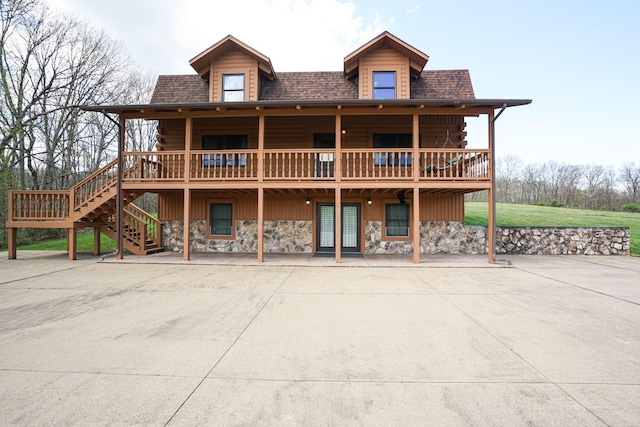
[488,186,495,263]
[488,109,496,264]
[183,188,191,261]
[8,227,16,259]
[68,228,77,260]
[257,187,264,262]
[93,227,101,256]
[335,188,341,264]
[412,188,420,264]
[412,112,421,264]
[116,116,126,260]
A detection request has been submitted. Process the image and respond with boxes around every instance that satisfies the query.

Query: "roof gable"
[189,35,275,80]
[344,31,429,79]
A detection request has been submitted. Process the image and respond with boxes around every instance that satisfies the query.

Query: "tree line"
[467,155,640,212]
[1,0,156,247]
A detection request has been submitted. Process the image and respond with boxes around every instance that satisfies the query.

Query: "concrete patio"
[1,250,639,425]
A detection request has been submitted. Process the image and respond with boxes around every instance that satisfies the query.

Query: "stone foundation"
[162,219,312,253]
[162,220,630,256]
[421,221,488,255]
[364,221,413,254]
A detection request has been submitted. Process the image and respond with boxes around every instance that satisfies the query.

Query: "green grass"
[18,231,116,253]
[465,202,640,255]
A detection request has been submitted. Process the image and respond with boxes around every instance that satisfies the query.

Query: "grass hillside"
[465,202,639,255]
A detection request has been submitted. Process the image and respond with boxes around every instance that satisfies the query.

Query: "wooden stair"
[7,159,163,257]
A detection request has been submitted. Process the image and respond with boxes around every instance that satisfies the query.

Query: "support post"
[488,109,496,264]
[8,228,16,259]
[116,116,126,260]
[183,188,191,261]
[335,188,341,264]
[68,228,77,261]
[412,187,420,264]
[257,187,264,262]
[93,227,101,256]
[335,111,341,182]
[184,117,192,182]
[412,112,420,182]
[488,186,495,264]
[258,114,264,182]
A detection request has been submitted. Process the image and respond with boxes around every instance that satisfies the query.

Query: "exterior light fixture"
[306,197,311,205]
[397,190,408,205]
[341,129,347,136]
[367,198,372,206]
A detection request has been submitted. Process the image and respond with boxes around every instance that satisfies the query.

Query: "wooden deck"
[121,148,490,184]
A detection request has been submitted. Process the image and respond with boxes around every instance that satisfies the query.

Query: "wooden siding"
[210,51,259,102]
[158,191,463,222]
[359,48,410,99]
[341,115,467,149]
[156,117,260,150]
[157,115,467,151]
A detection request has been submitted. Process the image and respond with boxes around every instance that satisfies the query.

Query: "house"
[6,32,530,263]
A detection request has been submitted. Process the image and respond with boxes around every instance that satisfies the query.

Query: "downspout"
[490,103,511,265]
[99,110,123,261]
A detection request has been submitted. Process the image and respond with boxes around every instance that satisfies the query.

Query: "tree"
[620,162,640,203]
[496,155,522,203]
[0,0,155,247]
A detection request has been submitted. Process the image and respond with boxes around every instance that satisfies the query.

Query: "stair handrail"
[71,159,118,211]
[124,204,162,249]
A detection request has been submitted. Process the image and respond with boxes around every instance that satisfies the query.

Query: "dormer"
[189,35,275,102]
[344,32,429,100]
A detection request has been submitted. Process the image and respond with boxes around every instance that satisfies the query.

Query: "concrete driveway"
[1,251,639,426]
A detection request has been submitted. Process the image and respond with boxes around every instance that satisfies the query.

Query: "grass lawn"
[18,231,116,253]
[465,202,640,255]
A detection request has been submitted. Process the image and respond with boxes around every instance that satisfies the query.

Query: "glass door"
[316,203,361,253]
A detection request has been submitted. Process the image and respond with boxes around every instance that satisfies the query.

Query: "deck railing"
[123,152,185,182]
[264,149,336,180]
[191,150,259,180]
[9,190,70,220]
[117,148,490,183]
[72,159,118,210]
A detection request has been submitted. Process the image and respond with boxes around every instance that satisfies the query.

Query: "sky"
[46,0,640,167]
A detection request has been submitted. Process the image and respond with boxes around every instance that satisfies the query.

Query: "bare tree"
[620,162,640,203]
[496,155,522,203]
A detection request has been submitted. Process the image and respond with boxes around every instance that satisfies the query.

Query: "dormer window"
[223,74,245,101]
[373,71,396,99]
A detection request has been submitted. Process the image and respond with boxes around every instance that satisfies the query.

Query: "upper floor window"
[373,71,396,99]
[223,74,245,101]
[202,135,248,167]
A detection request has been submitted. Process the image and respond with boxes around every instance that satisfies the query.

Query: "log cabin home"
[6,31,530,263]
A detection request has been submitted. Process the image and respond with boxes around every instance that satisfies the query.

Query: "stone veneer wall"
[161,220,312,253]
[163,220,630,256]
[495,227,630,255]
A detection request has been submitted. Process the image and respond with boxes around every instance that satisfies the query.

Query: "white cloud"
[47,0,390,74]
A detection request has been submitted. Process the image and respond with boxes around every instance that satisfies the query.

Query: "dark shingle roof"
[150,75,209,104]
[260,72,357,100]
[411,70,475,99]
[150,70,474,104]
